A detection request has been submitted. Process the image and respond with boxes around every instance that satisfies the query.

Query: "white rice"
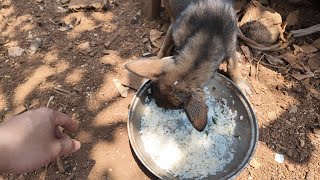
[140,87,238,179]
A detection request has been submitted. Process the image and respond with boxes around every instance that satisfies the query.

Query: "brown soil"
[0,0,319,180]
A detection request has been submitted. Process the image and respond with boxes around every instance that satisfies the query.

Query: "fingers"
[52,110,78,133]
[52,136,81,158]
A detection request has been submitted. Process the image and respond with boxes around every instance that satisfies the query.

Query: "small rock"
[275,153,284,163]
[136,10,142,16]
[290,117,297,122]
[142,52,151,57]
[103,49,118,55]
[131,16,139,24]
[8,46,25,57]
[287,149,293,157]
[60,0,71,5]
[289,105,298,114]
[68,0,109,11]
[29,38,42,55]
[17,175,25,180]
[89,51,97,57]
[306,171,315,180]
[285,163,295,171]
[142,37,149,43]
[36,0,43,3]
[68,42,73,49]
[39,5,44,11]
[77,42,92,55]
[267,112,277,120]
[249,158,262,169]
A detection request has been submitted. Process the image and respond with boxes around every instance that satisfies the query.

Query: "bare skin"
[0,108,81,173]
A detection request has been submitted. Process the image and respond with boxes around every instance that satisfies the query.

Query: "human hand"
[0,107,81,173]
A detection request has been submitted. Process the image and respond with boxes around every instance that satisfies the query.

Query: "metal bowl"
[128,73,258,180]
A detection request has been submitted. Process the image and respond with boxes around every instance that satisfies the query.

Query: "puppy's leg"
[227,52,252,96]
[157,24,175,58]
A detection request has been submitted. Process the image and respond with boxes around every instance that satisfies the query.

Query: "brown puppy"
[125,0,250,131]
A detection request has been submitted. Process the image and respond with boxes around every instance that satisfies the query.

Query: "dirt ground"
[0,0,319,179]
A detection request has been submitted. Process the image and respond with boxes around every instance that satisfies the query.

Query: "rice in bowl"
[140,87,239,179]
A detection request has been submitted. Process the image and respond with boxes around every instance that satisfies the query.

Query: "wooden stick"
[290,24,320,37]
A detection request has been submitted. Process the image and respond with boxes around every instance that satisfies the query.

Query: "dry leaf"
[286,10,299,26]
[307,53,320,70]
[281,52,297,64]
[240,45,251,60]
[291,72,314,81]
[300,44,318,54]
[302,79,320,100]
[293,44,303,55]
[113,78,129,98]
[312,38,320,49]
[150,29,162,41]
[265,54,286,66]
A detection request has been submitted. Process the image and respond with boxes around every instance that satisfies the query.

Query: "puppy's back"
[172,0,237,73]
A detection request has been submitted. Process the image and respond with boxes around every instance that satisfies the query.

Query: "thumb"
[52,137,81,158]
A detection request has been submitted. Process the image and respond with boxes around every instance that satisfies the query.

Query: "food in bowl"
[140,87,241,179]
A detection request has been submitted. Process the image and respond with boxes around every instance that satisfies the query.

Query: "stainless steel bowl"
[128,73,258,180]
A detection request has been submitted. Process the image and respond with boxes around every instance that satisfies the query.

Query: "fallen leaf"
[104,34,119,49]
[312,38,320,49]
[300,44,318,54]
[293,44,303,55]
[291,72,314,80]
[281,52,297,64]
[302,79,320,101]
[8,46,25,57]
[265,54,286,66]
[113,79,129,98]
[240,45,251,60]
[307,53,320,70]
[150,29,163,48]
[150,29,163,42]
[286,10,299,26]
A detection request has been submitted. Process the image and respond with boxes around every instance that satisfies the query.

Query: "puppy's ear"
[184,92,208,132]
[124,56,175,80]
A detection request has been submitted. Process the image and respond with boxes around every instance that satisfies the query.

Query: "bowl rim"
[127,73,259,180]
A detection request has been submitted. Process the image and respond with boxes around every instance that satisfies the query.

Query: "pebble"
[8,46,25,57]
[306,171,315,180]
[36,0,43,3]
[60,0,70,5]
[249,158,262,169]
[275,153,284,163]
[289,105,298,114]
[285,163,295,171]
[267,112,277,120]
[290,117,297,122]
